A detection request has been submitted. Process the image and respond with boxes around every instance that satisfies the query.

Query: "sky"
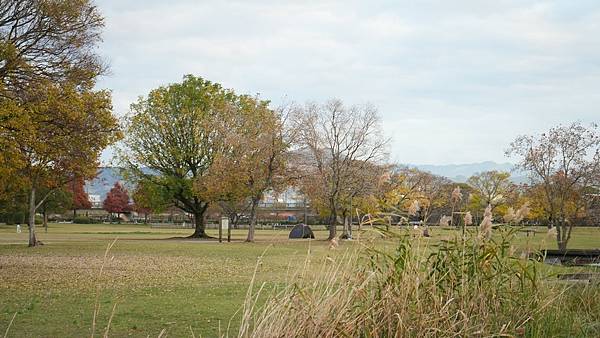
[95,0,600,165]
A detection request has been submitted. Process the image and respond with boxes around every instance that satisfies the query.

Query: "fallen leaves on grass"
[0,254,251,292]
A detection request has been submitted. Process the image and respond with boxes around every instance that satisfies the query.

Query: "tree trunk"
[558,240,567,251]
[73,209,76,219]
[43,211,48,233]
[557,225,567,251]
[328,210,337,240]
[340,214,352,239]
[348,215,353,238]
[227,218,232,243]
[189,207,210,238]
[230,214,239,229]
[555,218,571,251]
[246,197,260,242]
[28,187,38,247]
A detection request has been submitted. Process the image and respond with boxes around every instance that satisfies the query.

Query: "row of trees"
[0,177,91,229]
[115,72,392,242]
[1,1,598,250]
[116,70,600,251]
[293,122,599,251]
[103,181,166,223]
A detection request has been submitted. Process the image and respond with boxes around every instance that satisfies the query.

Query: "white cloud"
[95,0,600,164]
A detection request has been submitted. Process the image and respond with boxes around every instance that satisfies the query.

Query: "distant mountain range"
[84,167,127,200]
[408,161,528,183]
[85,162,529,200]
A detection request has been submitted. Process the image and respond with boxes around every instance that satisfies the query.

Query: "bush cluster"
[73,216,96,224]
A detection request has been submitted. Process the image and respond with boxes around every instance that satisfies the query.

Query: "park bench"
[557,272,600,282]
[543,249,600,266]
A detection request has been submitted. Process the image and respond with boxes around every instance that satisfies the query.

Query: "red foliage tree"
[69,177,91,218]
[103,182,132,220]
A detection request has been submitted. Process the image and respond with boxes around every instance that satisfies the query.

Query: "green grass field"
[0,223,598,337]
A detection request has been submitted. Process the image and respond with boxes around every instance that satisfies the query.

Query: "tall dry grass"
[237,228,600,337]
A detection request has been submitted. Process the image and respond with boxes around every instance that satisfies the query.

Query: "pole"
[349,195,353,239]
[218,216,223,243]
[227,218,231,242]
[304,196,308,225]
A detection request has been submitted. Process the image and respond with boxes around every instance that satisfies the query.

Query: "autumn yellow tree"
[378,166,428,216]
[338,161,387,238]
[412,172,453,226]
[195,97,289,242]
[5,81,119,246]
[0,0,105,97]
[467,170,514,215]
[0,0,116,246]
[377,167,452,227]
[1,0,107,180]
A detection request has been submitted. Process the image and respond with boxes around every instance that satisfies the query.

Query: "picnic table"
[519,228,538,237]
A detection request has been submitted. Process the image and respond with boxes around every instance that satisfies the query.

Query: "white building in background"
[88,194,102,208]
[260,187,306,208]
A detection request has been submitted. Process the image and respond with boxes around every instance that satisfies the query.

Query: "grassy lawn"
[0,223,598,337]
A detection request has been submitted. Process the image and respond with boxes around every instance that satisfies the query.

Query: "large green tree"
[132,179,170,223]
[121,75,237,238]
[38,186,72,231]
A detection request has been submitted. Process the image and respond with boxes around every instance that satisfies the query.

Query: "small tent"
[289,223,315,239]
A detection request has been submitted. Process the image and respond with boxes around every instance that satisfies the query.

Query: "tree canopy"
[467,170,514,212]
[122,75,252,238]
[195,97,289,241]
[3,81,119,246]
[293,99,387,240]
[0,0,105,97]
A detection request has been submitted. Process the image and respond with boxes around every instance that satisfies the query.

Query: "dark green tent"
[289,223,315,239]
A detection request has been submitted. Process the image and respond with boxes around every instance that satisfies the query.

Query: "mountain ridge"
[406,161,526,183]
[85,162,529,199]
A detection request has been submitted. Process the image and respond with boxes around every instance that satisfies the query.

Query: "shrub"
[73,216,96,224]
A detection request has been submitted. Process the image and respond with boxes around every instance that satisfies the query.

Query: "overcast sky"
[95,0,600,165]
